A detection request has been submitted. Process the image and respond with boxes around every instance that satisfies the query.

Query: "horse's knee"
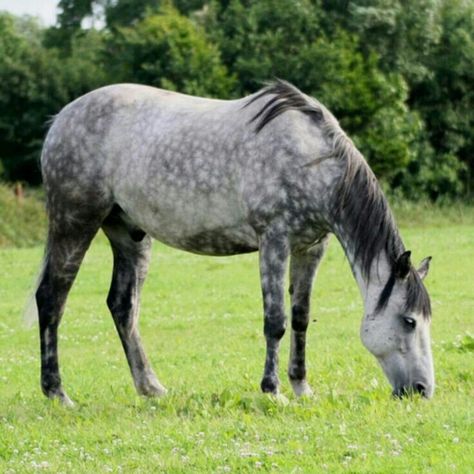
[106,291,123,315]
[264,313,286,340]
[291,304,309,332]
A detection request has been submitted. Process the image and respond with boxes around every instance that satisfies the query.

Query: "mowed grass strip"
[0,224,473,473]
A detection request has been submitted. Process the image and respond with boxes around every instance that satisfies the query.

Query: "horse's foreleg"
[37,229,98,406]
[103,225,166,397]
[288,238,328,396]
[259,229,290,395]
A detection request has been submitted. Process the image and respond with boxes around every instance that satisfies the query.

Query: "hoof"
[139,384,167,398]
[45,389,75,407]
[260,376,279,395]
[136,374,167,397]
[290,379,313,397]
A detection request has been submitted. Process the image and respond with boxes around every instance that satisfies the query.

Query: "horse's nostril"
[414,382,427,396]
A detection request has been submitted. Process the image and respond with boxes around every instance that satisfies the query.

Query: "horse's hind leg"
[102,216,166,397]
[288,237,328,396]
[37,226,100,405]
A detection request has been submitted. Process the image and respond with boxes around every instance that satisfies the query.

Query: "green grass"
[0,223,473,472]
[0,183,46,247]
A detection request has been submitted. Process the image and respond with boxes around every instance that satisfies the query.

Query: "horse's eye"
[403,317,416,329]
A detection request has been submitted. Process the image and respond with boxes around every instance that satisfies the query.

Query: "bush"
[0,13,108,183]
[104,5,235,97]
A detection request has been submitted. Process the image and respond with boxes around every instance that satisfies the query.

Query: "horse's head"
[360,252,434,398]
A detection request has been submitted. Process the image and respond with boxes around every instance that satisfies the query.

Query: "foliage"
[0,13,108,183]
[409,0,474,196]
[0,0,473,199]
[204,0,323,94]
[319,0,473,196]
[57,0,95,30]
[204,1,427,181]
[322,0,443,84]
[104,5,235,96]
[0,14,67,183]
[0,183,46,247]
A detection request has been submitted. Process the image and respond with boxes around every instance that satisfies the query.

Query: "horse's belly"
[119,194,259,256]
[172,225,259,255]
[150,219,259,256]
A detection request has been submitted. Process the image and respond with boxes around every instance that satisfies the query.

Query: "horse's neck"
[333,225,393,315]
[328,157,403,315]
[351,250,391,315]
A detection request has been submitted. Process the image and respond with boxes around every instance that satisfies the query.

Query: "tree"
[408,0,474,197]
[104,5,235,97]
[316,0,470,198]
[203,0,423,182]
[321,0,442,85]
[0,13,108,183]
[0,0,471,197]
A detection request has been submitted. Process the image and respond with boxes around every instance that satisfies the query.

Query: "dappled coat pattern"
[34,80,434,405]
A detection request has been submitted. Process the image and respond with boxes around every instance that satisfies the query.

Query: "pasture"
[0,219,473,472]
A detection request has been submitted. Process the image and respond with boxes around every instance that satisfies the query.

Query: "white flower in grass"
[240,450,257,458]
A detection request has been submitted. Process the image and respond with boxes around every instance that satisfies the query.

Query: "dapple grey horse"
[35,80,434,405]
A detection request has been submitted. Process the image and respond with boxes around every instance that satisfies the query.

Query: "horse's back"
[40,83,334,253]
[41,84,239,199]
[40,85,261,250]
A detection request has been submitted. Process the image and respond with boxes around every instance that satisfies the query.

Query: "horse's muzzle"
[392,381,431,399]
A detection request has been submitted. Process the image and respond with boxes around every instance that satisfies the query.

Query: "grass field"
[0,221,473,472]
[0,184,46,248]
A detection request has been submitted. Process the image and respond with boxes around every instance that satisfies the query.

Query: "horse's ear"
[395,251,412,279]
[417,256,432,281]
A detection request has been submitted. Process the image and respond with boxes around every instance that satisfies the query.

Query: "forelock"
[376,269,431,320]
[405,270,431,319]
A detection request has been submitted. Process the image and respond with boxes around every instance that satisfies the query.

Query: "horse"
[34,80,434,406]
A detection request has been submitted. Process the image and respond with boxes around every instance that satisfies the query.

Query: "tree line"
[0,0,472,200]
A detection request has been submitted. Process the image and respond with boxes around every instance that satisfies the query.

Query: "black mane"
[247,80,431,318]
[245,80,323,133]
